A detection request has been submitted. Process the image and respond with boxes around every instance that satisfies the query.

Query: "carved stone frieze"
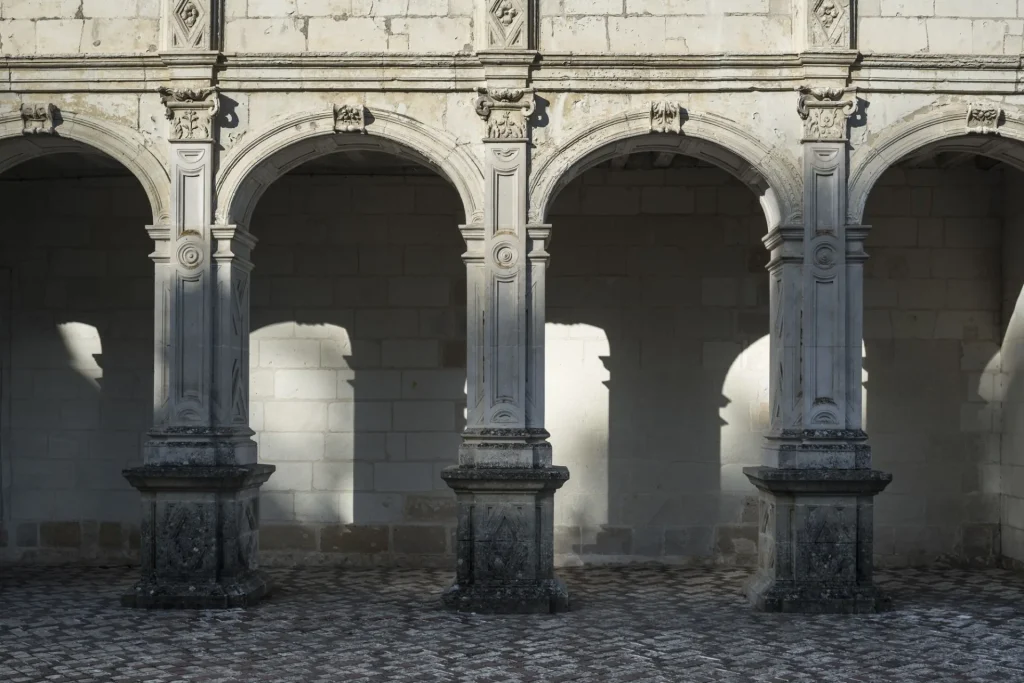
[809,0,851,49]
[650,101,682,134]
[475,88,536,141]
[486,0,527,49]
[21,103,56,135]
[333,104,366,133]
[967,103,1003,134]
[157,86,220,142]
[797,86,856,142]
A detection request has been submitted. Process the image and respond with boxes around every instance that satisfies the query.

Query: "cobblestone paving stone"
[1,565,1023,682]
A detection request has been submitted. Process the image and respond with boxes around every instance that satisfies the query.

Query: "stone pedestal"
[442,457,569,614]
[122,461,275,609]
[743,465,892,614]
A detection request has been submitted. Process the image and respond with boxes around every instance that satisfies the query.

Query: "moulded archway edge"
[0,109,171,223]
[529,107,804,229]
[216,108,486,228]
[849,99,1024,224]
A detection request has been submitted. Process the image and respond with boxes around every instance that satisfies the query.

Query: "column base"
[441,463,570,615]
[743,465,892,614]
[123,463,275,610]
[443,576,570,614]
[122,570,272,609]
[744,572,891,614]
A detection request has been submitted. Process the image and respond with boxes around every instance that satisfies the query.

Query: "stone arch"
[849,100,1024,224]
[0,109,170,222]
[529,106,803,229]
[216,108,485,228]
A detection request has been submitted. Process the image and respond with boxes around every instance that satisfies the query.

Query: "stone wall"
[859,1,1024,54]
[0,166,152,563]
[223,0,476,52]
[0,0,160,54]
[863,162,1003,567]
[539,1,793,53]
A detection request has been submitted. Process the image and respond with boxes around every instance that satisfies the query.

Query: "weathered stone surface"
[394,525,448,554]
[40,522,81,549]
[320,524,389,554]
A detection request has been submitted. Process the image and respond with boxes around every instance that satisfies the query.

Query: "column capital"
[797,86,857,143]
[157,85,220,143]
[475,88,536,142]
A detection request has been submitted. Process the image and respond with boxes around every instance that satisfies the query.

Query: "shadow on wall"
[248,164,468,566]
[545,155,770,566]
[861,158,1006,567]
[0,154,153,564]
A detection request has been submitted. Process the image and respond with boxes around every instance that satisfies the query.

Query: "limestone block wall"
[862,164,1003,567]
[248,171,467,565]
[859,0,1024,54]
[538,0,793,53]
[1000,167,1024,567]
[0,169,152,563]
[223,0,476,52]
[0,0,161,54]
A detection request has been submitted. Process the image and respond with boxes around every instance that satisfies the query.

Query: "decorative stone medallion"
[20,103,56,135]
[334,104,366,133]
[967,104,1003,134]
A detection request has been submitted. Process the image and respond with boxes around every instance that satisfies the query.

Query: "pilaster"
[441,77,569,614]
[160,0,221,81]
[745,87,891,614]
[122,86,274,609]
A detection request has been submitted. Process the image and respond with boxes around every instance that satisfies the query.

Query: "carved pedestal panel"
[442,432,569,613]
[122,464,274,608]
[743,465,891,613]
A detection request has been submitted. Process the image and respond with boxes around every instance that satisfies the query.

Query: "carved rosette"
[487,0,527,49]
[334,104,366,133]
[21,103,56,135]
[650,101,682,134]
[797,87,856,142]
[168,0,214,50]
[475,88,536,141]
[809,0,851,49]
[157,86,220,143]
[967,103,1003,135]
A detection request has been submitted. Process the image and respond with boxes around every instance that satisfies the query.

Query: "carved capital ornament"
[157,86,220,143]
[475,88,536,141]
[797,87,856,142]
[20,103,56,135]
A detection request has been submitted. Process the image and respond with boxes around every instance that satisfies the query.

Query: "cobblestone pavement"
[2,565,1023,682]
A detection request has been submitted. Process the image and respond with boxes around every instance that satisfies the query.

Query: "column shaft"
[122,86,273,609]
[745,87,891,614]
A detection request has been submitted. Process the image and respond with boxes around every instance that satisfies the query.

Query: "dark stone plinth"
[122,464,275,609]
[743,466,892,614]
[441,463,570,614]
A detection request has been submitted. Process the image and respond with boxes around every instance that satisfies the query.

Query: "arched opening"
[245,147,467,566]
[547,149,771,566]
[0,146,154,564]
[860,137,1020,567]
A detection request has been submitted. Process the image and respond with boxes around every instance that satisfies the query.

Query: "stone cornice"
[2,51,1024,94]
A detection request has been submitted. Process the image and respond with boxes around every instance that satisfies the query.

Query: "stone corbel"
[157,86,220,142]
[967,103,1003,135]
[475,88,536,141]
[650,101,682,134]
[797,86,856,142]
[21,103,56,135]
[334,104,366,133]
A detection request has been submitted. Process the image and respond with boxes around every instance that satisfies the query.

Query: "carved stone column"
[122,87,274,609]
[744,87,891,614]
[441,87,569,614]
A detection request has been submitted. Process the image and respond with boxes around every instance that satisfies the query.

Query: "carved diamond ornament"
[171,0,208,49]
[810,0,850,48]
[487,0,526,49]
